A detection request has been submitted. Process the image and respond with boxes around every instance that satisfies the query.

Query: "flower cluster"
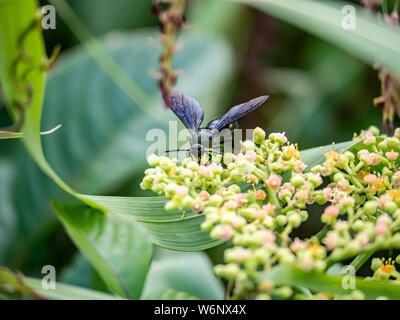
[141,126,400,299]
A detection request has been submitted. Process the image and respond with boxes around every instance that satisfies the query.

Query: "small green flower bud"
[186,161,199,171]
[201,220,213,231]
[241,140,256,152]
[386,137,400,149]
[238,208,257,220]
[384,200,397,214]
[273,286,293,299]
[231,169,245,184]
[396,255,400,265]
[368,125,380,136]
[378,140,388,150]
[141,175,154,189]
[382,167,393,177]
[152,184,163,194]
[343,151,355,162]
[159,156,172,171]
[291,175,305,188]
[147,154,160,167]
[214,264,240,279]
[253,127,266,144]
[208,195,223,207]
[363,201,378,215]
[165,200,177,211]
[223,153,236,165]
[262,216,275,228]
[288,213,302,228]
[333,172,345,182]
[371,257,383,271]
[311,165,321,174]
[228,184,241,193]
[275,215,287,227]
[299,210,308,222]
[182,196,193,209]
[165,184,177,196]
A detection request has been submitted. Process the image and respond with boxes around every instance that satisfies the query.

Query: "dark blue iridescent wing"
[211,95,269,131]
[169,90,204,130]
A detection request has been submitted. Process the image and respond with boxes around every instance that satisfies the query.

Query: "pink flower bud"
[364,174,377,184]
[198,191,210,201]
[192,199,205,213]
[199,165,212,178]
[369,153,381,166]
[295,189,308,201]
[282,183,295,194]
[255,210,267,219]
[393,171,400,185]
[232,216,246,229]
[266,175,281,190]
[290,238,307,252]
[340,196,355,207]
[294,160,307,173]
[374,223,388,236]
[324,205,339,217]
[244,150,257,163]
[386,151,399,161]
[278,189,292,201]
[233,248,251,262]
[260,230,276,245]
[334,221,348,231]
[337,178,349,190]
[363,135,376,146]
[325,233,338,251]
[274,133,288,144]
[224,200,238,210]
[236,193,248,207]
[323,187,332,201]
[215,224,233,240]
[175,185,189,197]
[355,232,369,247]
[378,195,391,209]
[359,153,373,165]
[262,203,276,215]
[377,214,392,225]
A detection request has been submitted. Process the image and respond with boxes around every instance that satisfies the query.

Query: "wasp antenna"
[206,149,224,155]
[164,149,190,153]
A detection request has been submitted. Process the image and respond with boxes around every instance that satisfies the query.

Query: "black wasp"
[166,90,269,160]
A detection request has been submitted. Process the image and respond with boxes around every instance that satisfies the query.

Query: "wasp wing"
[169,90,204,131]
[211,95,269,131]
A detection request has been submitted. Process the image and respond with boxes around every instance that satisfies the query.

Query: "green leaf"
[81,195,224,251]
[5,29,233,267]
[60,253,109,293]
[144,289,198,300]
[232,0,400,74]
[300,139,362,171]
[142,250,224,300]
[51,201,152,299]
[24,277,123,300]
[262,265,400,300]
[0,159,17,261]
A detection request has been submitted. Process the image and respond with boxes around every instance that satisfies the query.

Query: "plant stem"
[350,248,376,271]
